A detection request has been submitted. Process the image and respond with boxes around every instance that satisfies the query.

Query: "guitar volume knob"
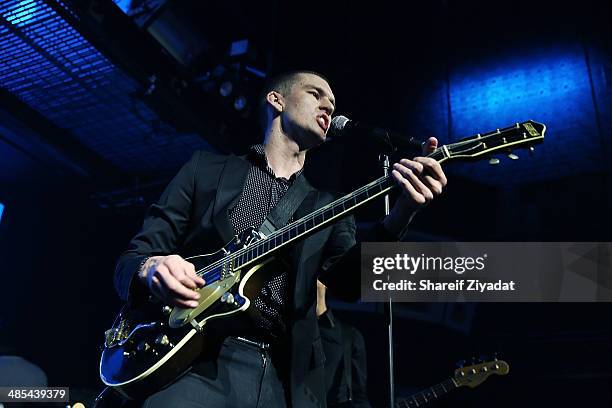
[221,292,234,303]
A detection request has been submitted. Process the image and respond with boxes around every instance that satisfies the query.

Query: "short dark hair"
[257,70,330,130]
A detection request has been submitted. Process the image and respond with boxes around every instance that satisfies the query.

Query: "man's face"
[279,73,336,150]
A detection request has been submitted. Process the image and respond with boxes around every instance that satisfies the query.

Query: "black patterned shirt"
[228,144,303,338]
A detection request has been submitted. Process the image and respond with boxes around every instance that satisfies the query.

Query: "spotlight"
[219,81,233,97]
[5,0,39,26]
[233,96,247,111]
[0,202,4,224]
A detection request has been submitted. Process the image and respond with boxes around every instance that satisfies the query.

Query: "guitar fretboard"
[231,173,396,269]
[396,378,458,408]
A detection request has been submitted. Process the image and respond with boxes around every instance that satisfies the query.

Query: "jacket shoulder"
[188,150,251,175]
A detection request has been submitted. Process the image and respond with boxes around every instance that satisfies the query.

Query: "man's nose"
[320,99,334,115]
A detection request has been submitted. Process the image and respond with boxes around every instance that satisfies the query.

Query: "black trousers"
[142,337,288,408]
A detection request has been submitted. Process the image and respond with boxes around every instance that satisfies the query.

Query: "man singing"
[114,70,447,407]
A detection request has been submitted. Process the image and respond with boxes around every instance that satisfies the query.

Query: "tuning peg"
[488,158,500,165]
[456,359,466,368]
[507,152,519,160]
[529,146,535,156]
[493,352,499,361]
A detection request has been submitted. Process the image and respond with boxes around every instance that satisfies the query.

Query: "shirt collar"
[249,144,304,183]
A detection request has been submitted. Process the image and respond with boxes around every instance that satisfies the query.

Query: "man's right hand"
[138,255,206,308]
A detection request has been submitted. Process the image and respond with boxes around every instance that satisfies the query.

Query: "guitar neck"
[230,172,396,270]
[216,120,545,273]
[395,378,458,408]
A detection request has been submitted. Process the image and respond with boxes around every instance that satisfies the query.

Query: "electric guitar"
[396,359,510,407]
[100,120,544,399]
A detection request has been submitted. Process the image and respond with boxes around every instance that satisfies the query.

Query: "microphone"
[327,115,423,152]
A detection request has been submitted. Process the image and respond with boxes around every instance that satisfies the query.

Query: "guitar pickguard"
[168,271,243,328]
[170,256,277,330]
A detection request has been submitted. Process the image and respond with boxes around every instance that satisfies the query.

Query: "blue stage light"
[449,46,592,138]
[445,44,601,184]
[0,202,4,224]
[2,0,37,26]
[0,0,211,173]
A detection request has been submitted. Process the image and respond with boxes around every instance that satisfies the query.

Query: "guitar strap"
[258,174,313,236]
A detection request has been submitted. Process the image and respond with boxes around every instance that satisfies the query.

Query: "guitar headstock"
[431,120,546,163]
[454,360,510,388]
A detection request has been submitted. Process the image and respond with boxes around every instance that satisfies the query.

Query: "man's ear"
[266,91,284,113]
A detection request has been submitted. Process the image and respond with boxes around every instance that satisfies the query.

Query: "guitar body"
[99,228,281,399]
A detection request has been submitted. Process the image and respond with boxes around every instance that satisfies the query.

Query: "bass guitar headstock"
[454,359,510,388]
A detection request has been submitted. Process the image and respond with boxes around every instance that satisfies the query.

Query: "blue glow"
[2,0,38,26]
[0,0,211,174]
[0,202,4,224]
[230,39,249,57]
[113,0,133,14]
[446,44,600,184]
[112,0,166,26]
[246,65,266,78]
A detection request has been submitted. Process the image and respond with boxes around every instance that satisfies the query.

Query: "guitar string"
[206,124,523,274]
[194,124,534,279]
[194,126,529,278]
[445,123,535,153]
[194,174,394,279]
[398,378,457,407]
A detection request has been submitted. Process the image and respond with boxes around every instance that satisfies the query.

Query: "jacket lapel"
[212,155,251,243]
[290,190,323,311]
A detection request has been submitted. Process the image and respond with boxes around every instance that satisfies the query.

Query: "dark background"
[0,0,611,406]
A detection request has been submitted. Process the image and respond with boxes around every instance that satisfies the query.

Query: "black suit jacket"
[114,150,393,407]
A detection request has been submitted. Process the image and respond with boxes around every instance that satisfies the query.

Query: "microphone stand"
[380,153,395,408]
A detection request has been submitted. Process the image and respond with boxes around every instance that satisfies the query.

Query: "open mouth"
[316,115,330,132]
